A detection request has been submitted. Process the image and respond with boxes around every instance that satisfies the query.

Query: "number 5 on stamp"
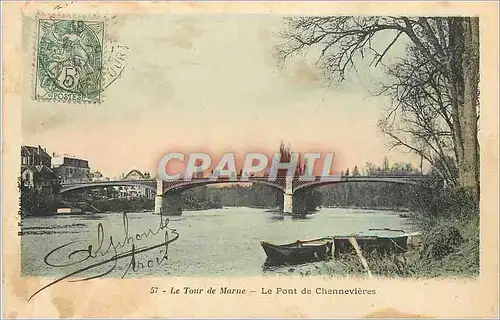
[34,19,104,104]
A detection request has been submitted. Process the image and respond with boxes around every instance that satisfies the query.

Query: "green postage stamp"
[34,19,104,104]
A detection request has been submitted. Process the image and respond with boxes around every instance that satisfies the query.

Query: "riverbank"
[20,194,222,217]
[304,188,480,278]
[325,206,411,213]
[280,218,478,278]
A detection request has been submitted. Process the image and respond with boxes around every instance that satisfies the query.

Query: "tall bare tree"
[277,16,480,198]
[377,42,459,186]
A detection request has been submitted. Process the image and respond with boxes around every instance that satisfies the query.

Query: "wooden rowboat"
[261,238,333,264]
[262,228,416,267]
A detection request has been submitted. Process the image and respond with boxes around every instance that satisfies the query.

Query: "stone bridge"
[60,175,442,215]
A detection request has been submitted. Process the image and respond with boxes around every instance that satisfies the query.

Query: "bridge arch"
[293,177,432,194]
[163,179,285,194]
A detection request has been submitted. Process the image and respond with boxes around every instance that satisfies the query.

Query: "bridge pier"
[283,177,294,214]
[154,195,163,214]
[283,193,293,214]
[154,180,163,214]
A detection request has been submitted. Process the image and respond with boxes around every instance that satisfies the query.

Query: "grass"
[407,214,479,278]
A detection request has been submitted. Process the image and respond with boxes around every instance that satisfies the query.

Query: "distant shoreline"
[21,205,412,218]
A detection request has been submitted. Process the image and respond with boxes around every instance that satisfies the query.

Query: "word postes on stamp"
[34,19,104,104]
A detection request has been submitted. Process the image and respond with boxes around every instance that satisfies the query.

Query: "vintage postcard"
[2,1,499,318]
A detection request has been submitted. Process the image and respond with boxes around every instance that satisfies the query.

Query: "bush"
[408,211,480,277]
[422,224,464,259]
[410,186,479,232]
[20,185,64,216]
[419,187,478,220]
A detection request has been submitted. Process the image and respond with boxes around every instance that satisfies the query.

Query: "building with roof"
[21,145,51,168]
[89,170,108,181]
[20,145,57,193]
[51,155,91,183]
[20,165,58,193]
[115,169,154,199]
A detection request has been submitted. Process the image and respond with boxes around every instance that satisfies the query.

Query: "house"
[21,165,58,193]
[20,145,57,193]
[115,169,154,199]
[89,170,107,181]
[87,170,113,197]
[21,145,51,167]
[51,155,90,183]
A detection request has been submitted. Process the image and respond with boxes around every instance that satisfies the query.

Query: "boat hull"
[333,235,408,256]
[261,240,333,264]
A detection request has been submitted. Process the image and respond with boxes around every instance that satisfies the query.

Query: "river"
[21,207,414,277]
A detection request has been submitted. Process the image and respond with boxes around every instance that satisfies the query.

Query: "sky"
[22,15,419,179]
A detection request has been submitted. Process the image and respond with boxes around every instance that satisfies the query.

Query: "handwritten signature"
[28,213,179,302]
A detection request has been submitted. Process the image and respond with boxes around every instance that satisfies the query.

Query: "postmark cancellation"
[34,19,104,104]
